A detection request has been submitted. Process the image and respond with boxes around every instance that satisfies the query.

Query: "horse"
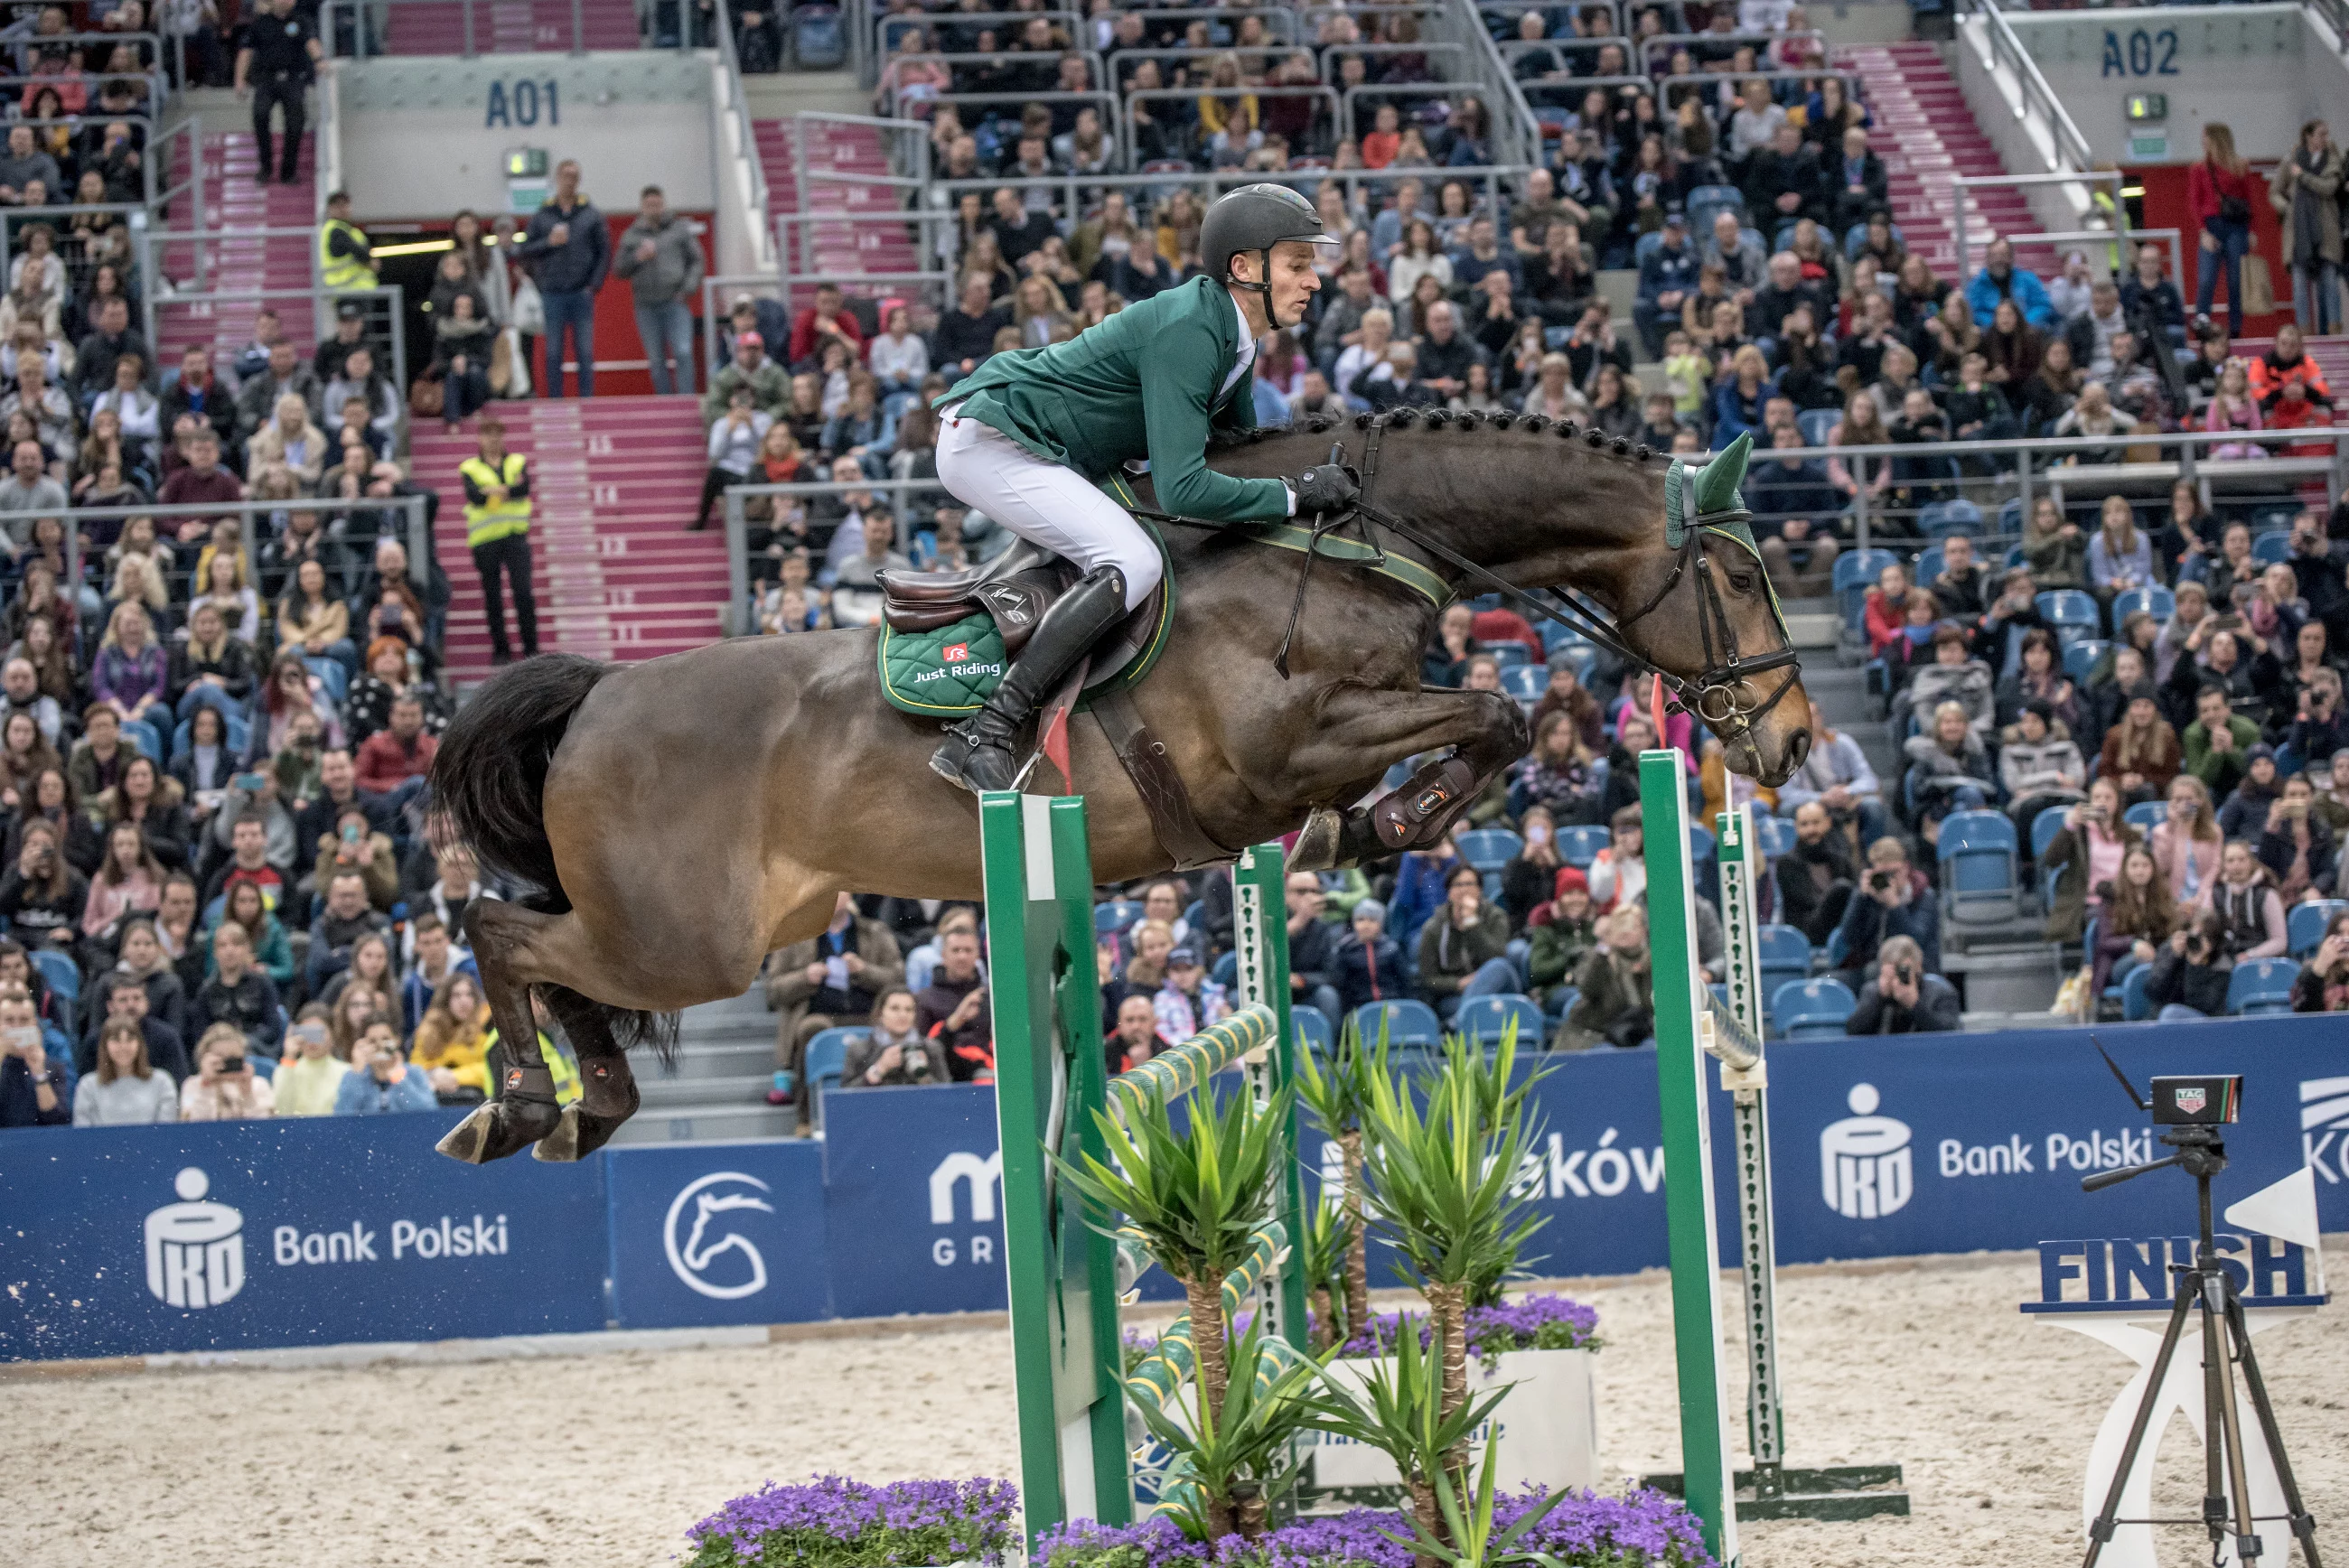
[429,411,1812,1163]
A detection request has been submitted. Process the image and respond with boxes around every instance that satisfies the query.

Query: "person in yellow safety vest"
[318,189,377,293]
[2088,168,2127,278]
[458,417,538,664]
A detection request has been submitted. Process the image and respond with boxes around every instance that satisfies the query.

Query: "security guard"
[316,189,376,295]
[459,418,539,665]
[234,0,322,186]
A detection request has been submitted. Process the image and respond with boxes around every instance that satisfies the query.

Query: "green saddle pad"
[878,616,1014,717]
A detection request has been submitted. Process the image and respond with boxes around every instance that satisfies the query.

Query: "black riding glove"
[1293,464,1360,517]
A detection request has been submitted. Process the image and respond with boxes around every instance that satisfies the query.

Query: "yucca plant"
[1134,1315,1329,1541]
[1296,1191,1352,1355]
[1304,1307,1511,1565]
[1053,1078,1291,1516]
[1292,1022,1392,1348]
[1360,1041,1547,1494]
[1433,1023,1551,1310]
[1381,1414,1577,1568]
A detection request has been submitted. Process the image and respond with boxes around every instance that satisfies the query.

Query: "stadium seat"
[2225,957,2298,1016]
[1798,407,1841,449]
[1501,665,1547,704]
[1832,548,1895,631]
[1918,499,1982,539]
[2123,800,2167,834]
[1755,924,1812,1027]
[1094,901,1142,936]
[1773,977,1857,1039]
[1292,1004,1334,1055]
[304,658,349,707]
[1455,828,1522,873]
[2112,587,2175,625]
[1558,825,1612,868]
[1914,545,1945,589]
[1212,950,1239,989]
[175,712,251,760]
[2287,900,2348,957]
[1938,810,2020,925]
[30,947,78,1002]
[801,1026,859,1126]
[2031,803,2072,863]
[1349,999,1443,1048]
[792,4,847,68]
[1753,815,1798,858]
[1455,993,1546,1047]
[2251,531,2293,565]
[2062,640,2108,684]
[2035,591,2101,648]
[1485,643,1531,667]
[2120,964,2155,1022]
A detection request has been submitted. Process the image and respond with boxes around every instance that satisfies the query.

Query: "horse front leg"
[1277,685,1530,867]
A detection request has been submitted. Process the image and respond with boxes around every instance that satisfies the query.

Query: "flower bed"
[1035,1488,1713,1568]
[1328,1294,1603,1369]
[685,1476,1020,1568]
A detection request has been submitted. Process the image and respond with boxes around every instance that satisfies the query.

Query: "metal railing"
[1979,226,2186,294]
[1496,34,1637,70]
[918,163,1546,235]
[1317,41,1473,80]
[1429,0,1541,170]
[1123,85,1342,171]
[872,7,1083,67]
[1637,28,1828,66]
[139,282,409,424]
[1340,79,1494,144]
[319,0,666,57]
[710,0,774,277]
[1949,171,2123,291]
[717,477,950,633]
[1966,0,2093,174]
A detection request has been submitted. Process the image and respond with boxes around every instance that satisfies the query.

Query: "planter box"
[1303,1348,1600,1507]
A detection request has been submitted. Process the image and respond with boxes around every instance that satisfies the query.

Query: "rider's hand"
[1294,464,1359,517]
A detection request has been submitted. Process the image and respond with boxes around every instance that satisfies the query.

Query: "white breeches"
[934,411,1162,611]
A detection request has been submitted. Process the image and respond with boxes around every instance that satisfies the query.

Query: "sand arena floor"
[6,1243,2342,1568]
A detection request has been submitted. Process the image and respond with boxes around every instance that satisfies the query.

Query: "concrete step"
[650,1039,773,1082]
[607,1102,801,1144]
[640,1071,772,1109]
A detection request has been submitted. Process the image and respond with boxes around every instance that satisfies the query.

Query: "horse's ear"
[1692,431,1753,517]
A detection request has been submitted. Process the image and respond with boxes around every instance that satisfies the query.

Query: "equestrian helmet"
[1200,184,1340,287]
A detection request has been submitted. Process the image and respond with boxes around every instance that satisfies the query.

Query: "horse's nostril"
[1786,730,1811,771]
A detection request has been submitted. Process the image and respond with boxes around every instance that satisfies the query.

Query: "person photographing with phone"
[1829,835,1941,993]
[180,1022,274,1122]
[0,984,69,1127]
[2254,770,2338,903]
[1844,934,1961,1035]
[335,1015,437,1115]
[2290,908,2349,1012]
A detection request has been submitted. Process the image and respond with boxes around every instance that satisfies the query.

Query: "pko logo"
[662,1172,775,1301]
[145,1167,245,1309]
[1820,1084,1914,1219]
[2304,1075,2349,1184]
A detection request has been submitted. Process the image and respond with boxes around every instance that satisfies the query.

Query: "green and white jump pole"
[1639,751,1906,1559]
[978,791,1308,1545]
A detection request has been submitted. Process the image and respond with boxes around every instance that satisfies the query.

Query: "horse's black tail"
[433,654,680,1064]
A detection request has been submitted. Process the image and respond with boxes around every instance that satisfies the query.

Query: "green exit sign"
[2125,92,2167,122]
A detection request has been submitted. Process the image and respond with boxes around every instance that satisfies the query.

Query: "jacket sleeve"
[584,212,612,293]
[1843,982,1885,1033]
[1138,313,1291,522]
[612,222,644,279]
[1917,978,1963,1032]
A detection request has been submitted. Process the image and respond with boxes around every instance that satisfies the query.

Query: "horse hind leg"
[436,901,574,1165]
[531,985,649,1162]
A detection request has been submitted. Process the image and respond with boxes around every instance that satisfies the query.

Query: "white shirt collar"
[1221,289,1260,397]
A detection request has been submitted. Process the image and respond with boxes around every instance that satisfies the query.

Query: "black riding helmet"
[1200,184,1340,329]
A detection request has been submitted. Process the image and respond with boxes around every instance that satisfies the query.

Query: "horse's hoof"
[532,1104,583,1162]
[436,1103,501,1164]
[1289,806,1345,871]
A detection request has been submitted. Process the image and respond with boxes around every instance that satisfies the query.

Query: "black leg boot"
[931,565,1128,793]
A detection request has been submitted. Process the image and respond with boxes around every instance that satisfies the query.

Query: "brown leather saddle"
[874,540,1228,870]
[876,537,1166,688]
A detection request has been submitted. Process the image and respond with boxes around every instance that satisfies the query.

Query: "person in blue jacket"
[1711,346,1778,451]
[1964,237,2055,330]
[1634,210,1700,359]
[335,1020,438,1114]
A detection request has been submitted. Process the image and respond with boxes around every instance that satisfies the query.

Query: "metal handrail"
[1123,84,1340,173]
[1637,27,1827,62]
[1496,33,1637,67]
[1340,79,1497,145]
[1317,41,1471,81]
[2,496,434,612]
[1948,170,2123,293]
[1474,0,1627,30]
[872,7,1083,65]
[718,477,951,633]
[144,283,409,419]
[316,0,661,58]
[710,0,773,277]
[1969,0,2093,174]
[1431,0,1539,171]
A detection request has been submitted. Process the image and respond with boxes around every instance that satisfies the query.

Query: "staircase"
[154,132,320,365]
[1836,41,2035,279]
[613,985,795,1144]
[383,0,641,54]
[407,396,728,683]
[755,116,922,300]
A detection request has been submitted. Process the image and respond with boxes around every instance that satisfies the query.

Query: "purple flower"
[685,1476,1019,1568]
[1318,1294,1600,1363]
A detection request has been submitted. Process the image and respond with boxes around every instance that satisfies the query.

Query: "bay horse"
[431,412,1811,1163]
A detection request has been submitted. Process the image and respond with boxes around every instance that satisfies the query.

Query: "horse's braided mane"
[1216,409,1660,464]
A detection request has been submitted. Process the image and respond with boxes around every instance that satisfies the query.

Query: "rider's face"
[1239,239,1324,329]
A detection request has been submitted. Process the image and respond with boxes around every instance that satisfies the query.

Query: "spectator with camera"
[1844,934,1961,1035]
[334,1013,436,1113]
[271,1005,348,1116]
[767,891,905,1123]
[2290,908,2349,1012]
[180,1021,274,1120]
[844,987,950,1087]
[0,982,67,1126]
[2253,770,2337,902]
[2146,908,2237,1020]
[1830,836,1941,990]
[2042,777,2139,943]
[2211,838,2288,957]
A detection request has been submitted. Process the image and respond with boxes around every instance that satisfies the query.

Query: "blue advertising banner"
[605,1140,831,1329]
[0,1113,606,1361]
[820,1083,1009,1319]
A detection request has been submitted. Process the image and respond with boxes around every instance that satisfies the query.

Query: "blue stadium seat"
[1753,815,1798,858]
[1546,985,1579,1021]
[1349,999,1443,1047]
[2062,640,2108,684]
[2123,800,2167,834]
[1917,499,1982,539]
[175,712,251,760]
[2251,531,2294,565]
[802,1026,858,1126]
[1998,497,2024,537]
[2031,803,2073,863]
[2287,900,2348,957]
[2121,964,2156,1022]
[1798,407,1841,449]
[1558,825,1611,868]
[1485,643,1531,667]
[1292,1005,1334,1055]
[304,658,349,707]
[1455,993,1546,1047]
[1548,643,1597,684]
[1212,950,1239,989]
[1501,665,1547,704]
[1833,548,1896,631]
[1938,810,2020,925]
[2225,957,2298,1016]
[31,947,78,1002]
[2035,590,2101,648]
[2112,587,2175,625]
[1095,901,1143,936]
[1755,924,1812,1028]
[792,4,847,68]
[1773,977,1857,1040]
[1455,828,1522,873]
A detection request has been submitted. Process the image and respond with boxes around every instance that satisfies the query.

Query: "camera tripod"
[2080,1125,2323,1568]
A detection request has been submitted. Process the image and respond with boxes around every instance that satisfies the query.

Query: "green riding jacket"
[937,275,1291,522]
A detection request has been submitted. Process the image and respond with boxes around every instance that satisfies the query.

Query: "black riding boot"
[931,565,1128,793]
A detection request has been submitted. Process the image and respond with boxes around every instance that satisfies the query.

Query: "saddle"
[876,538,1168,690]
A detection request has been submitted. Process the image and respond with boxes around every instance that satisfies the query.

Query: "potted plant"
[1294,1026,1389,1351]
[682,1476,1019,1568]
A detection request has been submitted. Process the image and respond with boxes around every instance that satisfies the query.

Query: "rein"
[1131,423,1804,742]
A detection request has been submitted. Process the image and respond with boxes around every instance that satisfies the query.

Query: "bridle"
[1145,416,1802,744]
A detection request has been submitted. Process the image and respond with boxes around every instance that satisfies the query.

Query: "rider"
[927,183,1362,793]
